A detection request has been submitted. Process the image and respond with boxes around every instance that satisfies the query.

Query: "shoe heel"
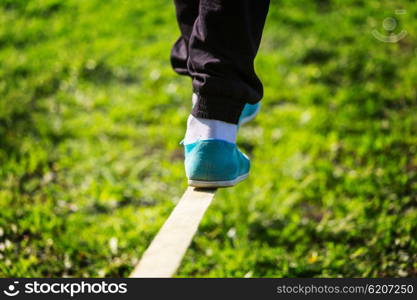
[185,141,239,182]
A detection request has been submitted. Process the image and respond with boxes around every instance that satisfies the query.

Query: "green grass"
[1,0,416,277]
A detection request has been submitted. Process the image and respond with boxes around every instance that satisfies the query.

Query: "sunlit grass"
[0,0,416,277]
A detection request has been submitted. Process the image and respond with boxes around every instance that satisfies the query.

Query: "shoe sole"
[188,173,249,188]
[239,105,260,126]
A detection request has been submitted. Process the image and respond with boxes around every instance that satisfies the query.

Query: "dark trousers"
[171,0,270,124]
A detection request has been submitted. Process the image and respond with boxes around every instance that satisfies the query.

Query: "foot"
[184,139,250,188]
[238,103,260,125]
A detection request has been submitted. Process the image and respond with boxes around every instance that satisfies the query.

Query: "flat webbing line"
[130,187,216,278]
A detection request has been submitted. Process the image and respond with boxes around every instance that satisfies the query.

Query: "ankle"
[184,115,237,144]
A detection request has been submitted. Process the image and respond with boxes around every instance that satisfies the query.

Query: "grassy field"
[0,0,416,277]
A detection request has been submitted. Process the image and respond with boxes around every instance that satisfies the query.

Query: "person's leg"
[172,0,270,187]
[171,0,200,77]
[189,0,270,124]
[172,0,241,145]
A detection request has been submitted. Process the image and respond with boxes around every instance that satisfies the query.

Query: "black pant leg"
[171,0,200,76]
[189,0,270,124]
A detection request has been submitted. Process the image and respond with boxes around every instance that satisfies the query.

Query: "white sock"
[192,93,198,107]
[184,115,237,144]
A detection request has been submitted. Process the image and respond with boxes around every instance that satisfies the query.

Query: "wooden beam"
[130,187,216,278]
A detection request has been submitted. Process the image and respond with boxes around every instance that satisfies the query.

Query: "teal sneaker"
[184,139,250,188]
[239,103,260,125]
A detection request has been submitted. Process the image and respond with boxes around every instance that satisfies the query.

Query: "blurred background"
[0,0,416,277]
